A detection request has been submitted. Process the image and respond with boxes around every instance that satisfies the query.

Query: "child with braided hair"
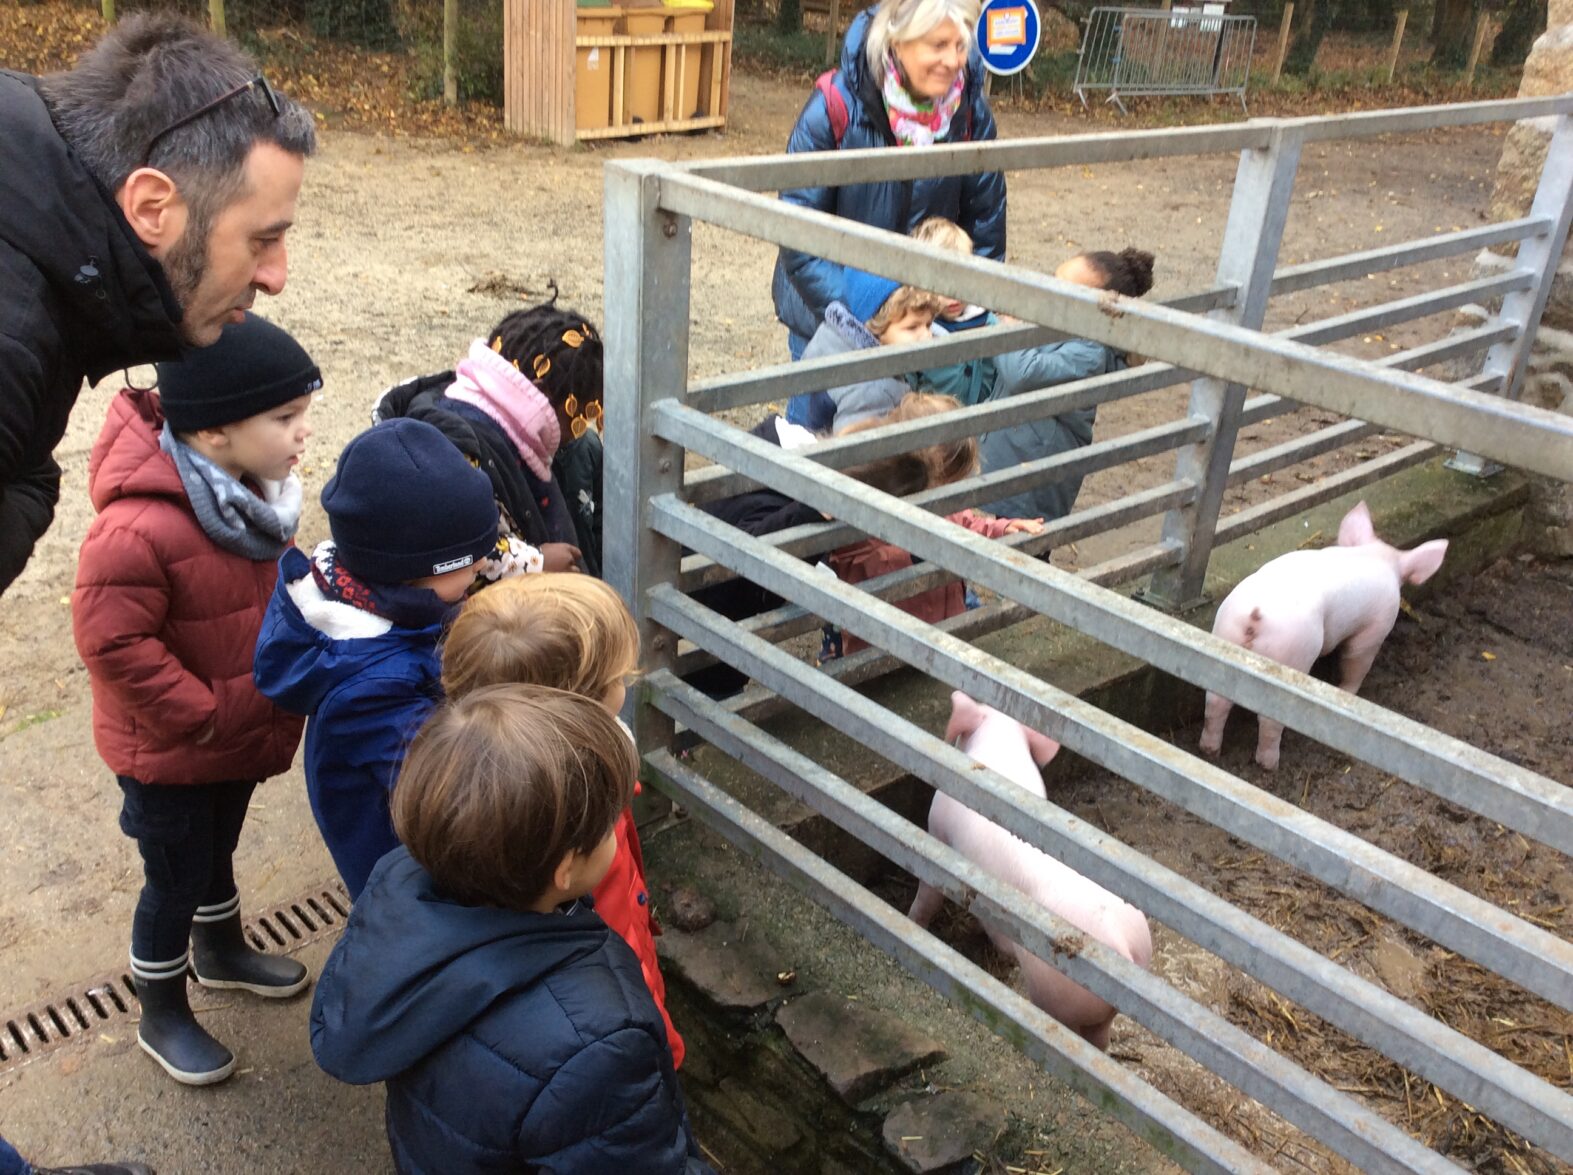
[375,293,607,581]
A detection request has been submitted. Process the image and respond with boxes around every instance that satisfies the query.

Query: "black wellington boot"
[132,964,235,1086]
[190,901,309,998]
[33,1164,156,1174]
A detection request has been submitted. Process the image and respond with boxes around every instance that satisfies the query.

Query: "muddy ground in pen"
[0,37,1564,1173]
[876,554,1573,1173]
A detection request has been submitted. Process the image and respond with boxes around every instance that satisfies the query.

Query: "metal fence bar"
[1215,443,1441,543]
[685,283,1525,512]
[653,171,1573,481]
[1452,115,1573,475]
[1076,9,1256,112]
[651,405,1573,862]
[1147,125,1304,609]
[1227,420,1384,485]
[649,671,1462,1175]
[1269,216,1550,296]
[602,160,690,752]
[642,576,1573,1157]
[688,286,1232,414]
[642,749,1274,1175]
[677,97,1573,192]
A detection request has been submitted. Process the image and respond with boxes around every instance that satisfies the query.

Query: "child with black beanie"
[73,312,320,1087]
[253,418,499,901]
[374,292,606,579]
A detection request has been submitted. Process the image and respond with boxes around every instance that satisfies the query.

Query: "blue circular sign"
[977,0,1041,77]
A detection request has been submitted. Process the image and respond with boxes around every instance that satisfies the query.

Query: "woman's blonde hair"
[392,685,634,911]
[865,0,981,80]
[442,574,640,705]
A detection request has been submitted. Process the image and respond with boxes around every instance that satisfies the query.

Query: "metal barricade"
[1075,6,1257,113]
[603,96,1573,1172]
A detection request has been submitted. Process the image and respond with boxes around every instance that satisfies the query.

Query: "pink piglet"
[910,691,1153,1050]
[1199,501,1447,770]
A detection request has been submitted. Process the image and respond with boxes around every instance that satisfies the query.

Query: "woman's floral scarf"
[881,53,965,147]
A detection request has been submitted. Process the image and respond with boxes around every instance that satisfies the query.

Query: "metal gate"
[1075,6,1257,113]
[603,96,1573,1172]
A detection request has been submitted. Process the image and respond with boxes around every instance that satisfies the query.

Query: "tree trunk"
[1284,0,1336,74]
[1490,0,1548,66]
[1336,0,1394,32]
[1431,0,1480,67]
[776,0,803,34]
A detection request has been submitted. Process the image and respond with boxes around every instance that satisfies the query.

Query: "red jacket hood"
[88,388,185,513]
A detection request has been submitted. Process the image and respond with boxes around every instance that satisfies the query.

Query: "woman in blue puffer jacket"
[771,0,1007,428]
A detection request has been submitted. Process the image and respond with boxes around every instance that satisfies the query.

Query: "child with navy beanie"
[254,418,498,900]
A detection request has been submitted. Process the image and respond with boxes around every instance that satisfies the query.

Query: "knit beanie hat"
[841,269,902,325]
[157,312,323,432]
[321,419,499,584]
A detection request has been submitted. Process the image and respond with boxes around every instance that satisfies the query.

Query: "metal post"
[1385,10,1408,84]
[1449,113,1573,477]
[1142,124,1305,610]
[603,160,692,753]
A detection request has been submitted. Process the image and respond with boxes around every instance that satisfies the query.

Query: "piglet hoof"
[1255,751,1280,771]
[1197,736,1222,758]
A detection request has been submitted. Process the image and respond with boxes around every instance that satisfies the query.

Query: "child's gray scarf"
[160,424,302,561]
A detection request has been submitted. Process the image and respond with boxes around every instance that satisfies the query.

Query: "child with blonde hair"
[440,575,683,1067]
[827,392,1044,655]
[310,685,710,1174]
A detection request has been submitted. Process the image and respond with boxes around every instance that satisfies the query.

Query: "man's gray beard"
[161,216,210,346]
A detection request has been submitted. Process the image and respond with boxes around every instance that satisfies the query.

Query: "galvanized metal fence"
[603,96,1573,1172]
[1075,6,1257,113]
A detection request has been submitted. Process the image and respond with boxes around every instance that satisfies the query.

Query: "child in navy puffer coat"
[310,685,712,1175]
[253,418,498,901]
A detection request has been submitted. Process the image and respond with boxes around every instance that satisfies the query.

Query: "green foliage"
[733,21,828,75]
[304,0,399,47]
[397,0,503,103]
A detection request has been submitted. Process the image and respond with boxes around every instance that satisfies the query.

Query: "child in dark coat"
[439,574,684,1068]
[253,418,499,901]
[73,313,319,1086]
[310,685,712,1175]
[374,297,605,580]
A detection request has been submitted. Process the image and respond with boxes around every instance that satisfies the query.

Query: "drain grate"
[0,881,350,1075]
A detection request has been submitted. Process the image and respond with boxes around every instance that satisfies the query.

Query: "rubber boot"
[131,958,235,1086]
[190,897,309,998]
[33,1164,155,1175]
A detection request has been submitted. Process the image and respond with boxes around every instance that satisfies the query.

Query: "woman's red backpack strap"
[813,68,975,146]
[815,70,850,146]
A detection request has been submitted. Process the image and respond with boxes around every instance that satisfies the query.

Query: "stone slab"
[776,991,947,1103]
[882,1092,1008,1174]
[656,918,786,1012]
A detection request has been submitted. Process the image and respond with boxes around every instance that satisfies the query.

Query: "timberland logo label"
[433,556,475,574]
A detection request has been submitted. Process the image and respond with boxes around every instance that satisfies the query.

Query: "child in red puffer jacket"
[438,574,683,1067]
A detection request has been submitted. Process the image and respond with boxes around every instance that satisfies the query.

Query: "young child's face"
[203,392,313,482]
[938,297,969,322]
[878,309,936,348]
[568,826,619,898]
[600,677,627,717]
[410,563,480,603]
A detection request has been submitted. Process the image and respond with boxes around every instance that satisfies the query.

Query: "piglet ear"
[945,691,985,745]
[1337,501,1376,547]
[1400,539,1448,585]
[1023,725,1061,769]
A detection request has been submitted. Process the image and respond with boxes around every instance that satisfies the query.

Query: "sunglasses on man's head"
[141,74,282,168]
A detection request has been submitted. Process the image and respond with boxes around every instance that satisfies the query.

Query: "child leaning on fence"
[309,685,714,1175]
[439,573,685,1068]
[374,295,605,579]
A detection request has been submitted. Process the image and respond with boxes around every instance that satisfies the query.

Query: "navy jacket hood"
[312,850,605,1084]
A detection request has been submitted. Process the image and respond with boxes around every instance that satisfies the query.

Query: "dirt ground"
[0,46,1543,1172]
[895,553,1573,1174]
